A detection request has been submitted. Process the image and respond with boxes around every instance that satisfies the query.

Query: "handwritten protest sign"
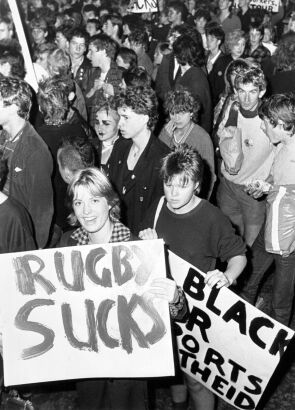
[127,0,158,13]
[0,240,174,386]
[250,0,279,13]
[168,251,294,410]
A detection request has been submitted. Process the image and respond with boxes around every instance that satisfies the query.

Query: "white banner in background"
[0,240,174,386]
[250,0,279,13]
[128,0,158,13]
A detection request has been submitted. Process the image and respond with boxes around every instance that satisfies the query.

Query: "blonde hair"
[67,167,120,226]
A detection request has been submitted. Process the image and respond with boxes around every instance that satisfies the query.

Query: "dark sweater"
[142,199,246,272]
[0,196,36,253]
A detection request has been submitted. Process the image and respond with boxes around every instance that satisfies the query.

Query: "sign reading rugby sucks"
[0,240,174,386]
[168,251,294,410]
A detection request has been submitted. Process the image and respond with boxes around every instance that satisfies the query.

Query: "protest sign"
[127,0,158,13]
[250,0,279,13]
[0,240,174,386]
[168,251,294,410]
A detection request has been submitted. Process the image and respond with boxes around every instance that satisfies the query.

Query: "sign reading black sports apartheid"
[0,240,174,385]
[168,251,294,410]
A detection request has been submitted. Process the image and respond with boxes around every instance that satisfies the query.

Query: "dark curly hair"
[169,24,204,48]
[37,76,72,122]
[101,13,123,39]
[234,65,266,92]
[224,58,252,94]
[115,86,158,131]
[69,27,90,46]
[89,33,118,60]
[165,88,201,124]
[116,47,137,70]
[259,93,295,133]
[173,34,205,67]
[273,32,295,72]
[128,28,149,51]
[168,1,189,22]
[194,8,211,23]
[0,43,26,79]
[122,67,151,88]
[0,77,32,119]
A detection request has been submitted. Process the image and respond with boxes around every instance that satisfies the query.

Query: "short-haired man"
[0,77,53,248]
[167,0,188,28]
[101,13,123,44]
[31,17,49,51]
[68,28,92,94]
[55,23,74,52]
[241,93,295,326]
[82,4,99,24]
[206,22,231,107]
[86,33,122,126]
[86,18,101,37]
[107,86,170,234]
[217,66,275,246]
[139,144,246,410]
[129,29,153,77]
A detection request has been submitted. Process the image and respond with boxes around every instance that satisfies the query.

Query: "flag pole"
[7,0,38,91]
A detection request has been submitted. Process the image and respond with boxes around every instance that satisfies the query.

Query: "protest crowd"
[0,0,295,408]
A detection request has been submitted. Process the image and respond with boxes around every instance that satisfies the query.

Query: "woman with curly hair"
[159,88,215,198]
[106,86,170,234]
[173,34,212,132]
[266,32,295,95]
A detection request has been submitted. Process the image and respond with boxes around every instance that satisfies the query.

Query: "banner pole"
[7,0,38,91]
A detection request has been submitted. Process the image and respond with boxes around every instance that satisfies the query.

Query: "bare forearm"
[224,255,247,285]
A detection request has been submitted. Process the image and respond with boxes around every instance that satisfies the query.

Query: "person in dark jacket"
[86,33,122,128]
[68,28,92,94]
[173,34,212,133]
[0,150,36,253]
[107,86,170,235]
[0,77,53,249]
[36,76,92,239]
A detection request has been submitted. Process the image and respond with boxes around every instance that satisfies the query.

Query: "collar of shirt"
[207,50,221,72]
